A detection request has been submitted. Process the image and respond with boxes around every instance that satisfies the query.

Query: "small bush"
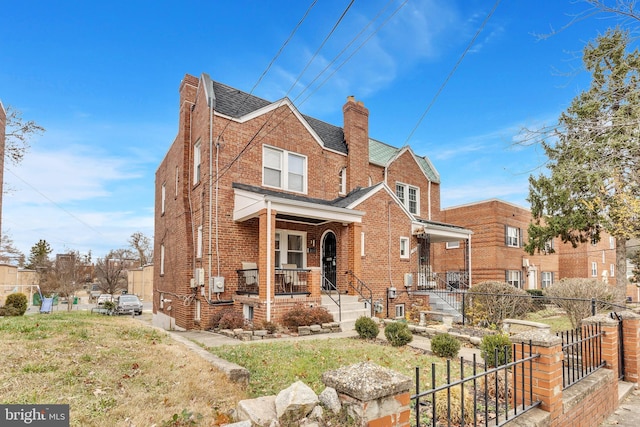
[5,293,28,316]
[384,322,413,347]
[0,305,21,316]
[431,333,461,358]
[465,281,532,327]
[434,386,474,425]
[480,333,512,368]
[355,316,379,340]
[281,304,334,329]
[218,311,246,330]
[545,278,618,328]
[260,321,278,334]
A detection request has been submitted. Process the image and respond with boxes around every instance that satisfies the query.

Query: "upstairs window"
[193,141,202,184]
[396,182,420,215]
[263,146,307,193]
[339,168,346,195]
[505,226,521,247]
[161,182,166,214]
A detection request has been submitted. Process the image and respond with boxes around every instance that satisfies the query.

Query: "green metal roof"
[369,138,440,184]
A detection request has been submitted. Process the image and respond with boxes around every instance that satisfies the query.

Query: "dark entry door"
[322,232,337,291]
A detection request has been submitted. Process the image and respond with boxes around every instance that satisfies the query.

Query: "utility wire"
[403,0,502,145]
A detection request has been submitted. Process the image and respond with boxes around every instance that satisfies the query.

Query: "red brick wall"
[558,234,617,286]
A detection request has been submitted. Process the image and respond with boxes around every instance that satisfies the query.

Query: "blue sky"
[0,0,630,259]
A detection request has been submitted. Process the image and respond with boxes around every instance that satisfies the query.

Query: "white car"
[96,294,113,305]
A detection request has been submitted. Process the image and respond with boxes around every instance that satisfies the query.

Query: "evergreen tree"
[526,28,640,300]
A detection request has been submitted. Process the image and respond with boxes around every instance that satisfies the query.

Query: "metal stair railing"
[345,270,374,317]
[320,274,341,322]
[425,273,466,321]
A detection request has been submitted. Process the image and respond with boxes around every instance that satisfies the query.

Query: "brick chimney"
[343,96,369,190]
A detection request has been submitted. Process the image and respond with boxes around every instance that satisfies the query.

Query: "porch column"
[258,207,277,309]
[347,222,362,284]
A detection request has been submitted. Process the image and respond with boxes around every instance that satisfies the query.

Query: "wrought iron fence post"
[591,298,596,316]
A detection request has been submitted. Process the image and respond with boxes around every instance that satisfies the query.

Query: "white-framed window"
[610,236,615,249]
[506,226,521,247]
[195,299,201,321]
[395,182,420,215]
[446,241,460,249]
[275,230,306,268]
[196,225,203,258]
[175,166,179,197]
[361,232,365,257]
[161,182,166,214]
[193,140,201,184]
[395,304,405,319]
[400,237,409,259]
[591,261,598,277]
[263,146,307,193]
[541,271,554,288]
[243,304,254,321]
[543,239,554,253]
[610,264,615,278]
[339,168,346,195]
[506,270,521,287]
[160,244,165,275]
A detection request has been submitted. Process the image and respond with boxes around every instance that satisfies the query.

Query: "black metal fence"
[412,341,540,427]
[556,323,605,389]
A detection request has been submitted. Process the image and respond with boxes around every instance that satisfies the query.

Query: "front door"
[322,232,337,291]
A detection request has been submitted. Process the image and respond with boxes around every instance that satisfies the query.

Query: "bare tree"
[128,232,153,267]
[3,104,45,166]
[0,233,25,266]
[47,251,92,311]
[95,249,136,295]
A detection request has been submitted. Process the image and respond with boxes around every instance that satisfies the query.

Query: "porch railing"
[235,267,311,296]
[345,270,374,317]
[321,274,341,322]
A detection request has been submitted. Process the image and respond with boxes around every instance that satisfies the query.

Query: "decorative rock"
[275,381,319,424]
[319,387,341,414]
[322,361,412,402]
[236,396,277,427]
[309,324,322,332]
[224,421,252,427]
[233,328,244,336]
[298,326,311,336]
[470,336,482,346]
[254,329,268,337]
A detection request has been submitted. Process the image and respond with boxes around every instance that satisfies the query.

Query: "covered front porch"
[232,183,366,322]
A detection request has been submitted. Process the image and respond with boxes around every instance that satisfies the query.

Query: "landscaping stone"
[275,381,319,424]
[224,421,251,427]
[322,361,412,402]
[298,326,311,336]
[318,387,341,414]
[254,329,268,337]
[233,328,244,336]
[236,395,277,427]
[309,324,322,333]
[470,336,482,346]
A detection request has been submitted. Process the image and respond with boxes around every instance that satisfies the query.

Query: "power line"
[403,0,503,146]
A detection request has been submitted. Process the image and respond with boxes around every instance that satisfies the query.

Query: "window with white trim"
[193,141,201,184]
[339,168,346,195]
[543,239,554,253]
[160,244,165,275]
[506,226,521,247]
[446,241,460,249]
[275,230,306,268]
[196,226,203,258]
[400,237,409,259]
[591,262,597,277]
[541,271,554,288]
[395,183,420,215]
[395,304,405,319]
[243,304,254,321]
[506,270,521,287]
[610,264,615,278]
[361,232,365,257]
[610,236,615,249]
[263,146,307,193]
[161,182,166,214]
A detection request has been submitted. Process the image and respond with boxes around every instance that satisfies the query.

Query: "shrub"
[480,333,512,368]
[281,304,334,329]
[526,289,548,311]
[384,322,413,347]
[434,386,474,425]
[0,305,21,316]
[545,278,618,328]
[260,321,278,334]
[5,293,28,316]
[465,281,532,327]
[431,333,461,358]
[218,311,246,330]
[354,316,379,340]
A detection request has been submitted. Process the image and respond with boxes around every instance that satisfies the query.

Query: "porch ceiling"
[412,221,473,243]
[233,186,364,224]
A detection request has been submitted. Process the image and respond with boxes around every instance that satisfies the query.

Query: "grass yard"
[525,308,574,332]
[208,338,461,398]
[0,312,246,426]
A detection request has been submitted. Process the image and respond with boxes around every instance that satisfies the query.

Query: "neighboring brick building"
[441,199,617,290]
[154,73,472,330]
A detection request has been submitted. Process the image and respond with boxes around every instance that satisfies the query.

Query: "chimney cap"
[347,95,355,102]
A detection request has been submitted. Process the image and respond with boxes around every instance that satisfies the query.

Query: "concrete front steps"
[321,294,371,330]
[426,291,464,323]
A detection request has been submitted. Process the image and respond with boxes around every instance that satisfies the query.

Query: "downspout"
[207,89,214,291]
[266,200,272,322]
[468,235,472,288]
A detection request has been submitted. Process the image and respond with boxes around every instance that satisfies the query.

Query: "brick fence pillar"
[618,311,640,383]
[322,361,412,427]
[510,330,564,422]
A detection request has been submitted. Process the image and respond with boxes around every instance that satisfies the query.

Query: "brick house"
[441,199,616,290]
[153,73,472,330]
